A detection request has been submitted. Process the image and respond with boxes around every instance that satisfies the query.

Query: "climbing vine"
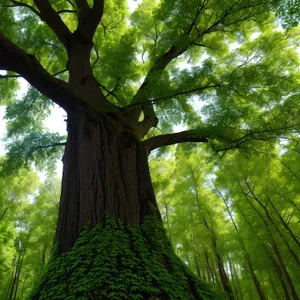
[31,215,226,300]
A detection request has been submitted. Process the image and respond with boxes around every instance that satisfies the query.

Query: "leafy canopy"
[0,0,299,169]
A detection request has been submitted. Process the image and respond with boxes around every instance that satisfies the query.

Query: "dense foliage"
[0,0,300,298]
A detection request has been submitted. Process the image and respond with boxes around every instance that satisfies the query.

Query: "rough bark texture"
[56,109,159,254]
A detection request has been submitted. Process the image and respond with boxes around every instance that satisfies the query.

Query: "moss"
[31,215,227,300]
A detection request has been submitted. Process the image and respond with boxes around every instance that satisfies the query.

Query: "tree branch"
[75,0,104,43]
[34,142,67,149]
[126,83,228,109]
[0,74,20,79]
[33,0,72,48]
[4,0,41,17]
[131,44,189,106]
[136,105,158,138]
[0,32,82,112]
[52,69,68,77]
[57,9,76,14]
[143,129,209,154]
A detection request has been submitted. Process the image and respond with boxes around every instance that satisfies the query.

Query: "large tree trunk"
[56,109,159,254]
[31,110,224,300]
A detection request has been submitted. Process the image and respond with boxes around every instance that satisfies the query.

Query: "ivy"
[31,215,226,300]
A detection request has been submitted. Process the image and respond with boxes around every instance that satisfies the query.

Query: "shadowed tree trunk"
[56,109,159,254]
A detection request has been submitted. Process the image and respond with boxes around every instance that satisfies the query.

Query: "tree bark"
[55,109,159,254]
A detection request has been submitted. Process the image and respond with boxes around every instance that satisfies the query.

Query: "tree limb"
[33,0,72,48]
[34,142,67,149]
[137,105,158,138]
[4,0,41,17]
[126,83,229,109]
[0,32,82,112]
[75,0,104,44]
[143,129,209,154]
[0,74,20,79]
[57,9,76,14]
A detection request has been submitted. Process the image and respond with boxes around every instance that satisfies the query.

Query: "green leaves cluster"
[0,169,59,300]
[32,215,225,300]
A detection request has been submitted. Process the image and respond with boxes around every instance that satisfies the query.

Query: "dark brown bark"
[55,109,160,254]
[33,0,72,47]
[143,129,209,154]
[0,33,80,112]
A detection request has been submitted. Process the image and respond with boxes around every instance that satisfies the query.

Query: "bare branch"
[96,80,121,102]
[92,44,100,67]
[33,0,72,48]
[131,44,189,106]
[143,129,209,154]
[66,0,76,10]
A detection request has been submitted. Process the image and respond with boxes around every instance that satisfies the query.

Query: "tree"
[0,168,40,300]
[0,0,299,298]
[150,145,300,299]
[215,150,300,299]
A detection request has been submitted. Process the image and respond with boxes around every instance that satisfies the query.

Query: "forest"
[1,145,300,299]
[0,0,299,299]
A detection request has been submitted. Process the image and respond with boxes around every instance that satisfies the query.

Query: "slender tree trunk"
[237,204,293,300]
[271,241,299,300]
[267,197,300,248]
[240,195,299,300]
[12,255,23,300]
[203,251,214,283]
[244,181,300,267]
[188,168,233,299]
[219,196,267,300]
[8,254,24,300]
[268,251,291,300]
[6,261,16,300]
[194,253,202,279]
[229,261,241,300]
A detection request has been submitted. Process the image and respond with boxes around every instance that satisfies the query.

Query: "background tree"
[0,0,299,298]
[151,144,300,300]
[0,172,59,300]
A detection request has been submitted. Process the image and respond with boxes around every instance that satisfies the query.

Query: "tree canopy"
[0,0,299,167]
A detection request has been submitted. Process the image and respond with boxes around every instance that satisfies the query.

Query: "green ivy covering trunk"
[31,215,227,300]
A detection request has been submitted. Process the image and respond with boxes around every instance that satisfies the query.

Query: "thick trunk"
[32,111,224,300]
[56,110,159,254]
